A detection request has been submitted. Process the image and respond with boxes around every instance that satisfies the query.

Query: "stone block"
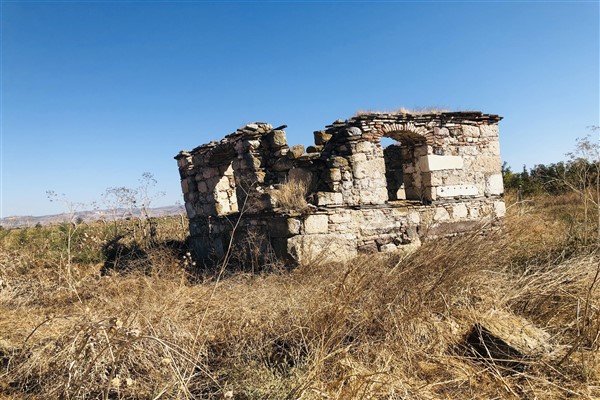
[360,187,388,205]
[287,233,357,264]
[181,179,190,194]
[268,130,287,147]
[428,220,480,237]
[358,242,378,253]
[486,173,504,195]
[185,203,196,219]
[487,141,501,156]
[354,140,374,153]
[304,214,329,234]
[268,218,302,237]
[287,144,305,159]
[469,207,480,218]
[419,155,464,172]
[327,168,342,182]
[177,157,190,169]
[466,310,551,370]
[452,204,468,219]
[329,156,349,168]
[480,124,498,138]
[346,126,362,137]
[494,201,506,218]
[314,130,333,145]
[433,207,450,221]
[436,184,479,198]
[214,202,230,215]
[216,190,229,201]
[184,192,197,203]
[328,212,353,224]
[351,153,367,163]
[379,243,397,253]
[395,186,406,199]
[353,159,385,179]
[408,211,420,224]
[316,192,343,206]
[462,125,480,138]
[215,175,232,191]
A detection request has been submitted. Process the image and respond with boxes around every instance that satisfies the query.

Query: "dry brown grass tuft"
[355,106,450,117]
[272,177,311,213]
[1,194,599,399]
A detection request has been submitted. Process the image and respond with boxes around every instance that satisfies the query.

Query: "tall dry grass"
[0,194,599,399]
[272,177,311,213]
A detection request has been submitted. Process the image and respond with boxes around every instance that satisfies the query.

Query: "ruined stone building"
[175,111,505,265]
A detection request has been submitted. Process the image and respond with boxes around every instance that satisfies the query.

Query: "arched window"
[378,123,433,203]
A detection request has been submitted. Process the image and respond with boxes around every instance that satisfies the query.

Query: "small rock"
[314,130,332,145]
[379,243,397,252]
[287,144,305,159]
[346,127,362,137]
[466,310,551,370]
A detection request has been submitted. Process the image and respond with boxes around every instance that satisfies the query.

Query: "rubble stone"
[466,310,552,370]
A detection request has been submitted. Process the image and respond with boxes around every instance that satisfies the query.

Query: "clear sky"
[1,0,599,217]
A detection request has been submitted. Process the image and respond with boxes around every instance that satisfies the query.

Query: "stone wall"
[175,111,505,266]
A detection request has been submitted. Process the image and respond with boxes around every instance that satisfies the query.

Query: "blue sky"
[1,0,599,217]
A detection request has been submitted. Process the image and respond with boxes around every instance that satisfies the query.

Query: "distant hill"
[0,205,185,229]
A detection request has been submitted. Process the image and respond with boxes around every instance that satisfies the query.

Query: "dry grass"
[354,107,450,117]
[0,194,599,399]
[272,177,311,213]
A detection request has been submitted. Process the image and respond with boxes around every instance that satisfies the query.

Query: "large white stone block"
[353,159,386,179]
[304,214,329,234]
[434,207,450,221]
[316,192,343,206]
[360,187,388,204]
[494,201,506,218]
[408,211,420,224]
[436,184,479,198]
[480,125,499,138]
[419,155,464,172]
[486,173,504,195]
[462,125,480,137]
[452,204,468,219]
[287,233,357,264]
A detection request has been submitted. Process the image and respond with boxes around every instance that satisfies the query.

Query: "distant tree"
[502,126,600,200]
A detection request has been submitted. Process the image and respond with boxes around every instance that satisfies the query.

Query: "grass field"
[0,193,599,399]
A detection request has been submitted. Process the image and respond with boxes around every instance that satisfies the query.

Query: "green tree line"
[502,130,599,197]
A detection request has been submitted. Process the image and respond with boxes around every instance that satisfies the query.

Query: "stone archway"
[375,123,432,202]
[377,122,434,144]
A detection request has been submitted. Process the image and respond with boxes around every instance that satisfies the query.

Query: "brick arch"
[376,122,433,145]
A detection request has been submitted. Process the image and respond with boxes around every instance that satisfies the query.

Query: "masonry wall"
[175,111,505,266]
